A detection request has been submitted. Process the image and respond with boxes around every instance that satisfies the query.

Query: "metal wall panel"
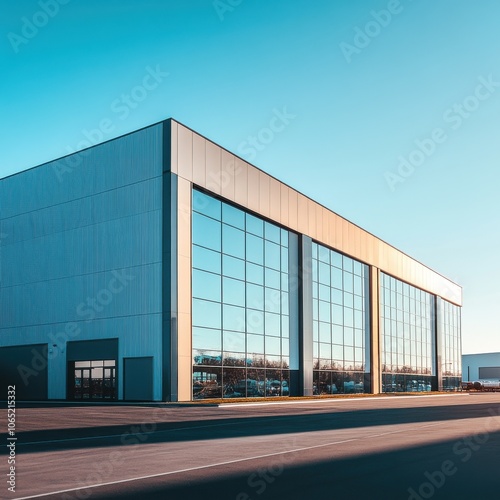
[176,177,192,401]
[259,171,270,215]
[192,133,206,187]
[221,150,236,202]
[168,119,462,305]
[269,177,281,221]
[177,125,193,181]
[0,124,164,400]
[233,158,248,208]
[246,166,260,213]
[205,141,222,196]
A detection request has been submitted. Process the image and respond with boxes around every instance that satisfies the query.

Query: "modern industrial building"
[462,352,500,382]
[0,119,463,401]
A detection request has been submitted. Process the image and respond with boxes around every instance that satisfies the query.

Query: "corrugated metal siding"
[0,124,164,400]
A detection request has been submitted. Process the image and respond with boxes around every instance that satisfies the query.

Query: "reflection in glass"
[192,189,290,399]
[193,299,221,329]
[192,213,221,251]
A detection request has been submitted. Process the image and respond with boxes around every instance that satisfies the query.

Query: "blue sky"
[2,0,499,354]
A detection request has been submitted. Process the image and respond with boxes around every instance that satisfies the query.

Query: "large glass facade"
[380,273,435,392]
[192,189,290,399]
[312,242,371,394]
[440,299,462,390]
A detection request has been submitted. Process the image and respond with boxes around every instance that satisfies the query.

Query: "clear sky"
[1,0,499,354]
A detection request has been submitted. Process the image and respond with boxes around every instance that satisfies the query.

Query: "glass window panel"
[193,327,222,351]
[331,287,343,305]
[344,307,354,327]
[193,245,221,274]
[332,324,343,344]
[319,262,330,285]
[354,294,363,311]
[193,190,221,219]
[281,247,289,272]
[332,344,343,360]
[331,267,343,288]
[247,309,264,334]
[354,309,363,329]
[353,275,362,296]
[246,262,264,285]
[223,331,245,352]
[281,228,288,247]
[246,214,264,237]
[222,224,245,259]
[194,350,222,366]
[247,283,264,310]
[353,260,362,276]
[355,328,363,347]
[222,203,245,229]
[319,322,331,343]
[223,304,245,332]
[246,234,264,265]
[318,245,330,263]
[265,354,282,368]
[343,256,353,273]
[265,268,281,290]
[355,347,364,363]
[223,367,246,397]
[265,336,281,355]
[193,299,221,329]
[332,304,343,325]
[222,254,245,280]
[282,338,289,356]
[192,269,221,302]
[265,287,281,313]
[344,346,354,361]
[331,251,342,268]
[264,222,281,243]
[247,333,264,354]
[319,284,330,302]
[265,240,281,270]
[265,312,281,336]
[344,327,354,346]
[223,277,245,307]
[192,213,221,251]
[343,291,354,309]
[319,300,331,323]
[319,343,331,359]
[343,271,353,293]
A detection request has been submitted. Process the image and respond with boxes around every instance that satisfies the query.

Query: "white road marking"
[13,422,447,500]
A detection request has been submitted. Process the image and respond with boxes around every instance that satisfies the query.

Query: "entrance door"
[69,360,116,400]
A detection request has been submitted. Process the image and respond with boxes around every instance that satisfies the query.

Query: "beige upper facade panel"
[168,120,462,306]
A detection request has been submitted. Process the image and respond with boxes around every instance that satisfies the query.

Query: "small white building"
[462,352,500,381]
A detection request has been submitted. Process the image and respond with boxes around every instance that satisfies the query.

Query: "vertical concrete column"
[162,172,178,401]
[162,172,193,402]
[299,235,313,396]
[176,177,192,402]
[369,266,381,394]
[435,296,443,392]
[288,232,300,396]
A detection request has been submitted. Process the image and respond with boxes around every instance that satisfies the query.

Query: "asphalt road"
[2,393,500,500]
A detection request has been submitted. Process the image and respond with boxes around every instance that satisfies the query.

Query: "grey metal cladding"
[0,124,163,219]
[0,123,164,338]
